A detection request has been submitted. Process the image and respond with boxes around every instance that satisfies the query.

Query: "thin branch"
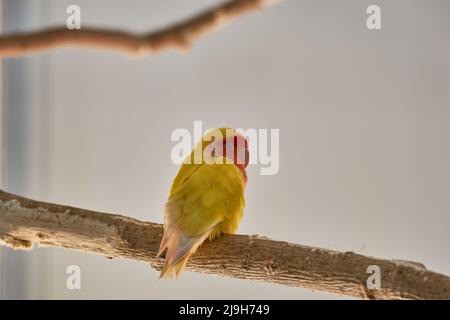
[0,0,281,58]
[0,190,449,299]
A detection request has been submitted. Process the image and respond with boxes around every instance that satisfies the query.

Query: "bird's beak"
[244,148,249,168]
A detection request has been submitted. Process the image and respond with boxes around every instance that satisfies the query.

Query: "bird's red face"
[205,131,249,182]
[220,134,249,183]
[222,134,249,170]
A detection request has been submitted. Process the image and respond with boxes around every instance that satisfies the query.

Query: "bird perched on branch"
[158,128,249,278]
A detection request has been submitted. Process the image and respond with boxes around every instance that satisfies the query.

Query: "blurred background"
[1,0,449,299]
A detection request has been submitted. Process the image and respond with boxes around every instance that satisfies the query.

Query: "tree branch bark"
[0,190,449,299]
[0,0,280,58]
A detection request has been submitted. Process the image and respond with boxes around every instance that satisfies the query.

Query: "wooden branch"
[0,0,280,58]
[0,190,449,299]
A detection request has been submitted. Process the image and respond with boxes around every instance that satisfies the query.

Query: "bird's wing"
[158,161,245,278]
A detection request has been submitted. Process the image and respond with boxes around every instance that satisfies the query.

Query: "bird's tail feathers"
[158,225,213,279]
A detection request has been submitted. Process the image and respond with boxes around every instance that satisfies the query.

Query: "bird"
[158,127,249,278]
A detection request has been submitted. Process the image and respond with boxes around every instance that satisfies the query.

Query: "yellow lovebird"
[158,128,249,278]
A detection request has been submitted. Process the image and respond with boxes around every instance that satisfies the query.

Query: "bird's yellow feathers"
[158,128,247,279]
